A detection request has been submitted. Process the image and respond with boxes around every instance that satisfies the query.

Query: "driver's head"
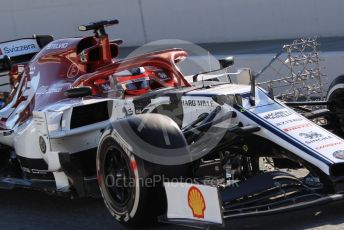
[117,75,150,96]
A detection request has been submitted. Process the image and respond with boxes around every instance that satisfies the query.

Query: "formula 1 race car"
[1,19,344,228]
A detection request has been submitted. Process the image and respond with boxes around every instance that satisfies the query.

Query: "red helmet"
[117,73,150,96]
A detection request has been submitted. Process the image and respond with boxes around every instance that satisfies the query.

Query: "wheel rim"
[103,146,134,208]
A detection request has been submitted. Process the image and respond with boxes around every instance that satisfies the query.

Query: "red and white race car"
[0,20,344,228]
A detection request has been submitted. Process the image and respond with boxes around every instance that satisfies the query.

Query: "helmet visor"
[124,78,149,90]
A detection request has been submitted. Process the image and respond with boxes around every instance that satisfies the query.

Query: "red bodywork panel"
[0,35,190,129]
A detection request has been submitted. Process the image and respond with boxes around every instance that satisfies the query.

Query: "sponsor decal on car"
[29,66,36,75]
[299,133,333,144]
[259,108,344,163]
[67,63,80,78]
[275,118,303,126]
[283,123,312,132]
[46,42,69,50]
[333,150,344,160]
[164,182,223,224]
[182,99,215,107]
[299,131,322,139]
[0,39,40,58]
[39,136,46,154]
[36,83,71,95]
[3,44,36,55]
[188,186,206,219]
[316,142,342,150]
[157,71,171,80]
[80,50,87,62]
[263,110,293,120]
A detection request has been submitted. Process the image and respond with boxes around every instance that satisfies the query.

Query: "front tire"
[96,131,165,226]
[327,75,344,136]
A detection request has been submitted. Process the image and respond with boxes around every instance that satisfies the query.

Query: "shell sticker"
[188,186,206,219]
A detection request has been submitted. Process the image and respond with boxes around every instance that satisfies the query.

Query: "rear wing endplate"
[0,35,53,71]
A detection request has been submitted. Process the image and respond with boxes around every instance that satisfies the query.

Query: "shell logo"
[188,186,206,218]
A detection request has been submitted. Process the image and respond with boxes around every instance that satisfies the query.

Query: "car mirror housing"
[219,56,234,69]
[64,87,92,98]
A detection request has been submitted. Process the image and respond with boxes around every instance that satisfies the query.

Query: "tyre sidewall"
[97,131,142,223]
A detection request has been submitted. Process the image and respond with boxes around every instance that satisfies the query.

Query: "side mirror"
[233,68,255,106]
[219,56,234,68]
[110,39,123,46]
[64,87,92,98]
[110,44,119,58]
[193,56,235,82]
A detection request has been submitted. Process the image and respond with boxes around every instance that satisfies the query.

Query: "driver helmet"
[117,74,150,96]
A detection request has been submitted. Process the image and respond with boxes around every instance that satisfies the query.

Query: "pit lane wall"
[0,0,344,46]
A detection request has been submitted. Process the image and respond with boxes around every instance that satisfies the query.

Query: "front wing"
[161,171,344,228]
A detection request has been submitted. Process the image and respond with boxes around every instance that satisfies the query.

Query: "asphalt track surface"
[1,188,344,230]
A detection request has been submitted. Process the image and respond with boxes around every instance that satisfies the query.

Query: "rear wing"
[0,35,53,71]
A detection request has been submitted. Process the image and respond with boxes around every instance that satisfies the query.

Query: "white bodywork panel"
[258,108,344,164]
[0,81,343,193]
